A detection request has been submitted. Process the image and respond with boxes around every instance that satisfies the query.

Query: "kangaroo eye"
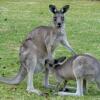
[54,17,57,21]
[61,17,64,21]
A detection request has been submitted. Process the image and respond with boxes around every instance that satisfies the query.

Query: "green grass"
[0,0,100,99]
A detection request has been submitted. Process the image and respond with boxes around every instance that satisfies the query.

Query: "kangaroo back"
[73,54,100,81]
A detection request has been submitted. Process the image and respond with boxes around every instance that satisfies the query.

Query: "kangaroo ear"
[60,5,70,14]
[54,59,58,64]
[57,56,67,65]
[49,4,57,14]
[54,56,67,68]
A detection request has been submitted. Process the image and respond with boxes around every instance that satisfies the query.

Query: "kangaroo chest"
[51,38,59,52]
[50,33,63,52]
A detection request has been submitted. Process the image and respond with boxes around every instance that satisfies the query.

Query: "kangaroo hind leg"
[25,53,42,95]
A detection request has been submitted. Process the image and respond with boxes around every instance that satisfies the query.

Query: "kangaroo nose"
[57,23,61,28]
[58,23,61,26]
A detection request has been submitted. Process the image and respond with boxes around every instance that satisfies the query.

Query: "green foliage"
[0,0,100,99]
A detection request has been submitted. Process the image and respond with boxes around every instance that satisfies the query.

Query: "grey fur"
[45,54,100,96]
[0,5,75,95]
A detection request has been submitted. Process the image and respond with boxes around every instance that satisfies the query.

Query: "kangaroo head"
[45,56,67,69]
[49,4,70,28]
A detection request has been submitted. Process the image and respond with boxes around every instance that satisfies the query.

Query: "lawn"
[0,0,100,100]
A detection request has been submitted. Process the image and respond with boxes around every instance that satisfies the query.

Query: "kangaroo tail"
[0,67,27,85]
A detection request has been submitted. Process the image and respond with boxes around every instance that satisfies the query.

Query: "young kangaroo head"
[49,5,70,28]
[45,56,67,70]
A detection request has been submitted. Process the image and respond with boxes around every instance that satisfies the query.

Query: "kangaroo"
[45,54,100,96]
[0,5,75,95]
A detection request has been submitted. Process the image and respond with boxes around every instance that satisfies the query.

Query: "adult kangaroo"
[0,5,75,95]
